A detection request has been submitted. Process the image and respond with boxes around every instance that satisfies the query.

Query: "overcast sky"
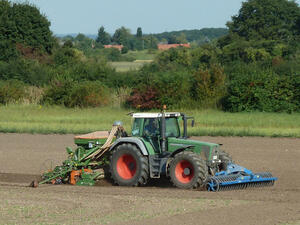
[12,0,300,35]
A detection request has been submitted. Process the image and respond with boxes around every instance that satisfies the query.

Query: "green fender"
[109,137,150,155]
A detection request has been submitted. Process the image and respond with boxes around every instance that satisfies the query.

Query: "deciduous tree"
[0,0,54,58]
[112,27,132,48]
[227,0,300,41]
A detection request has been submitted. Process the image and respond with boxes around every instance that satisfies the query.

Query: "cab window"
[132,118,142,136]
[143,118,160,136]
[165,118,180,137]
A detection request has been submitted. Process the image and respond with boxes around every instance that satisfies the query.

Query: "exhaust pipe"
[161,107,166,152]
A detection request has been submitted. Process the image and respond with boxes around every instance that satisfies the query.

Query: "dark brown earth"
[0,133,299,225]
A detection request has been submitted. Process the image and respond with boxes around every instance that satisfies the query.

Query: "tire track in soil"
[0,173,40,184]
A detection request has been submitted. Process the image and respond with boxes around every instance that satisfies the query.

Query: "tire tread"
[169,151,208,189]
[110,143,149,186]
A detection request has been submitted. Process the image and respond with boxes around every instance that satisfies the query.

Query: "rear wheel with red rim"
[116,154,137,179]
[110,143,149,186]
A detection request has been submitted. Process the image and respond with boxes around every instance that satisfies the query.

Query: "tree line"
[0,0,299,112]
[61,26,228,54]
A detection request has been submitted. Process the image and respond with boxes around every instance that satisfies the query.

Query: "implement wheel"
[110,143,149,186]
[169,151,208,189]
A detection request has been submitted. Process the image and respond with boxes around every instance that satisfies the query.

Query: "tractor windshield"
[131,117,180,138]
[144,118,160,136]
[132,118,142,136]
[165,117,180,137]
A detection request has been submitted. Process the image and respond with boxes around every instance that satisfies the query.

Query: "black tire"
[109,143,149,186]
[218,150,233,171]
[169,151,208,189]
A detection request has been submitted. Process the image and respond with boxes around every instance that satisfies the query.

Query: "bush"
[66,81,109,107]
[70,60,115,82]
[104,70,139,88]
[41,80,110,108]
[0,46,116,87]
[53,47,78,66]
[127,49,228,110]
[223,63,299,112]
[155,47,191,70]
[103,48,122,61]
[190,45,220,69]
[121,46,128,54]
[51,52,116,84]
[153,70,191,107]
[0,80,27,104]
[41,78,73,106]
[191,64,226,107]
[0,58,53,86]
[126,86,161,110]
[126,69,192,109]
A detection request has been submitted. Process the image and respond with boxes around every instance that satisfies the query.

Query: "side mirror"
[191,120,195,127]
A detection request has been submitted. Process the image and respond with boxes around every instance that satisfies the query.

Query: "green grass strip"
[1,104,300,137]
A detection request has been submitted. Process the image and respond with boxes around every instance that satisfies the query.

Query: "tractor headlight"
[211,146,220,163]
[88,142,93,148]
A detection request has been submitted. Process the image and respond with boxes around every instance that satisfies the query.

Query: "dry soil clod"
[30,180,39,188]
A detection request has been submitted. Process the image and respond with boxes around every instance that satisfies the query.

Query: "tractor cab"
[128,112,222,173]
[131,112,191,139]
[131,112,180,137]
[131,112,176,155]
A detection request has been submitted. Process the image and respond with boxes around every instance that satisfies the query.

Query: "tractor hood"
[167,137,219,161]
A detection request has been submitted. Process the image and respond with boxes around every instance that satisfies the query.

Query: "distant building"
[157,43,190,50]
[104,45,123,51]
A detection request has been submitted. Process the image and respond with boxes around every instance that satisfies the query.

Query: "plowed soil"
[0,134,299,225]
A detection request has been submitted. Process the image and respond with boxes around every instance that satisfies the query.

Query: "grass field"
[124,50,157,60]
[109,60,152,72]
[1,104,300,137]
[109,50,156,72]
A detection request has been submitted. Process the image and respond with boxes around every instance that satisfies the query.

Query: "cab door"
[143,118,161,153]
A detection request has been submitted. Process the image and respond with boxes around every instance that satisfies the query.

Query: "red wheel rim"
[116,154,137,179]
[175,160,194,183]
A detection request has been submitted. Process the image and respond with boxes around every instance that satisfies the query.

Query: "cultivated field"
[0,134,299,225]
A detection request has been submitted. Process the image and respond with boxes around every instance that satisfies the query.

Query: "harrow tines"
[206,165,277,192]
[214,181,274,192]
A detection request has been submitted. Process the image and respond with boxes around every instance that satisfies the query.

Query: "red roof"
[104,45,123,51]
[157,43,190,50]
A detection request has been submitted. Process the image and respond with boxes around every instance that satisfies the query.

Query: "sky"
[12,0,300,35]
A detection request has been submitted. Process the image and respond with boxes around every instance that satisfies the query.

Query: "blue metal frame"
[207,163,278,192]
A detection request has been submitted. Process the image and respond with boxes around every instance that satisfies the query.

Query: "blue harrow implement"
[206,163,278,191]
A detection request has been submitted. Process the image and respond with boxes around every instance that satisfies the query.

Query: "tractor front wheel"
[169,151,208,189]
[218,150,233,171]
[110,143,149,186]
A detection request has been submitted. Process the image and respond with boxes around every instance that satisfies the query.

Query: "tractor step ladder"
[149,156,162,178]
[149,155,170,178]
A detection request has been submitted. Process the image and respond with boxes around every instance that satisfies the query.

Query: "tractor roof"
[132,112,181,118]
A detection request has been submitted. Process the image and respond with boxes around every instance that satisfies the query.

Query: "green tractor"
[34,111,277,191]
[109,112,227,189]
